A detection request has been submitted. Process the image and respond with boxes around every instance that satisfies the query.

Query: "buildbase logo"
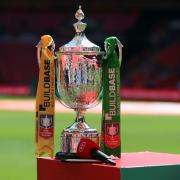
[105,113,112,120]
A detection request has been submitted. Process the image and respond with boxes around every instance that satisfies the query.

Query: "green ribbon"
[101,36,123,158]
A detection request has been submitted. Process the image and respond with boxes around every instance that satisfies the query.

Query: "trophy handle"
[36,42,41,67]
[54,52,61,100]
[117,40,123,67]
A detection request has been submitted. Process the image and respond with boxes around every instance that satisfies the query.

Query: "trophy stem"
[75,109,85,123]
[60,108,99,153]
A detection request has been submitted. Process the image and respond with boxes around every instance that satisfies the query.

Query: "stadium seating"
[0,8,179,100]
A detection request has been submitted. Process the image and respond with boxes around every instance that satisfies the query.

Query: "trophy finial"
[75,5,85,21]
[74,5,87,33]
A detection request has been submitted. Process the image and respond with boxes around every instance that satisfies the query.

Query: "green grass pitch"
[0,110,180,180]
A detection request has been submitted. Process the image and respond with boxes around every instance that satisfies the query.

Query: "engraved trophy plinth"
[55,6,103,153]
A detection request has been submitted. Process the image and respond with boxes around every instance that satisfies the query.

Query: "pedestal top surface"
[39,152,180,168]
[120,152,180,167]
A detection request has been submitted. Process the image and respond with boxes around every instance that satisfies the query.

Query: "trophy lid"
[59,5,101,54]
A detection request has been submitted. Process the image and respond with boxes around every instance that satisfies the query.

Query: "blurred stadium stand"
[0,1,179,100]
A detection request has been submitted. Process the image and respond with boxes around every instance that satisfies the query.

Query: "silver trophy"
[55,6,103,153]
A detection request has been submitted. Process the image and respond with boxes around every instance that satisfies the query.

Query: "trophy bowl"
[55,6,104,153]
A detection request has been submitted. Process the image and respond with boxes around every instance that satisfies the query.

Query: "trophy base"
[60,121,99,153]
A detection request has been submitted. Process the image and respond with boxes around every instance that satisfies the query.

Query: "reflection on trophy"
[55,6,103,153]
